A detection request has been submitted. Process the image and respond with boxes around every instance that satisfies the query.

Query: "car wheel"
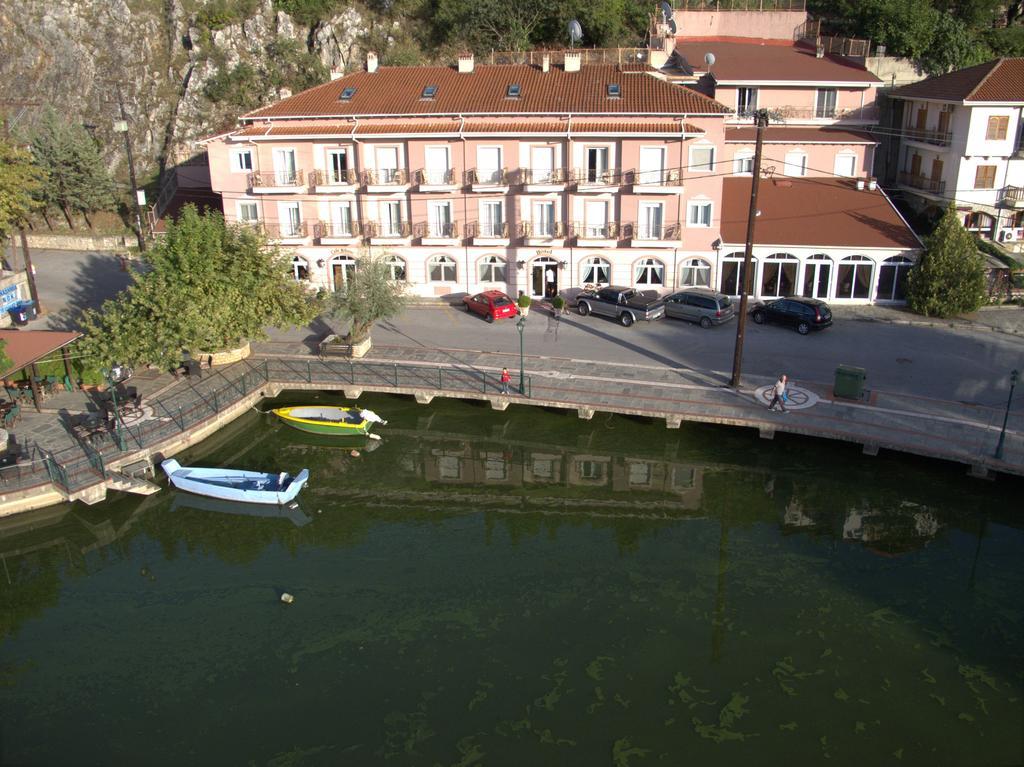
[751,310,766,324]
[486,314,494,324]
[577,302,591,316]
[619,312,634,327]
[797,321,810,335]
[699,316,712,329]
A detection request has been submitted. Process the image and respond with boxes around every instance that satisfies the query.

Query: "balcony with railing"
[519,167,570,191]
[573,168,626,190]
[571,221,620,245]
[248,170,304,193]
[626,222,681,247]
[310,168,358,192]
[519,221,567,244]
[314,221,361,244]
[264,221,308,241]
[631,168,684,194]
[902,127,953,148]
[414,220,460,242]
[416,168,458,191]
[362,168,409,191]
[898,171,946,195]
[1003,186,1024,208]
[364,221,412,242]
[467,221,511,245]
[466,168,510,192]
[751,105,879,123]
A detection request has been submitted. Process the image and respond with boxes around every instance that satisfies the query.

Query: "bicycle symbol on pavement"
[754,384,819,411]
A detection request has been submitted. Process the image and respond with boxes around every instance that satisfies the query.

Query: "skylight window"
[339,87,356,101]
[422,85,438,100]
[506,83,521,99]
[607,83,621,98]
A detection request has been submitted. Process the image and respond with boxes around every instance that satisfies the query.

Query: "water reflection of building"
[842,506,941,552]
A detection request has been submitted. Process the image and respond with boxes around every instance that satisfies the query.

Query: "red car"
[463,290,519,323]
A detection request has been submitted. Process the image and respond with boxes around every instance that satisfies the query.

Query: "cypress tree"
[906,204,987,317]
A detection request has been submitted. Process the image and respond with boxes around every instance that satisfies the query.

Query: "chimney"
[564,51,581,73]
[279,87,292,99]
[856,178,866,190]
[458,52,474,73]
[541,52,550,73]
[816,44,825,58]
[867,177,878,191]
[330,69,344,81]
[367,51,379,73]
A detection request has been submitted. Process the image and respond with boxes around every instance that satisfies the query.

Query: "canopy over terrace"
[0,330,83,411]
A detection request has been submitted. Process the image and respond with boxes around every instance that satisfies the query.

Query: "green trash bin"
[834,365,866,400]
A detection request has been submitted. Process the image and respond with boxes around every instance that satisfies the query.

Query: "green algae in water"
[612,738,650,766]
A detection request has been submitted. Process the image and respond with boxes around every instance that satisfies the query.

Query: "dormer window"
[506,84,521,99]
[340,87,356,101]
[421,85,438,100]
[607,83,621,99]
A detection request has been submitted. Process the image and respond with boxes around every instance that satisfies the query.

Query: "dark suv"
[750,297,832,335]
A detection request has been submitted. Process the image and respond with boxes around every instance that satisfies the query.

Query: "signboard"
[136,190,147,206]
[0,283,20,310]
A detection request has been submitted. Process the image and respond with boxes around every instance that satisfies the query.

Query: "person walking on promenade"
[500,367,512,395]
[768,374,788,412]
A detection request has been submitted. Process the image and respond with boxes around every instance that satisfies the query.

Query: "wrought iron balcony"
[764,105,879,122]
[248,170,304,189]
[631,168,683,187]
[518,167,570,185]
[361,169,408,186]
[465,168,509,186]
[314,221,359,240]
[310,168,358,187]
[898,172,946,194]
[264,221,308,239]
[518,221,567,239]
[1003,186,1024,207]
[901,127,953,147]
[414,221,460,239]
[363,221,412,238]
[416,168,457,186]
[625,222,681,241]
[573,168,625,187]
[466,221,510,239]
[571,221,620,240]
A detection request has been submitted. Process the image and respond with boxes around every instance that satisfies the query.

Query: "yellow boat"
[272,405,376,436]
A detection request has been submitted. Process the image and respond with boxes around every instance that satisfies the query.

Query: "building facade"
[205,7,920,304]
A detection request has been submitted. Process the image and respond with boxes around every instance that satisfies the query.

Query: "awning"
[0,330,83,379]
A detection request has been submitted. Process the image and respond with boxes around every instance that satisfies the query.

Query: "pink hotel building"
[204,5,921,304]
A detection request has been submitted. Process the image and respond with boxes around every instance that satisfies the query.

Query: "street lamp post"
[112,86,147,252]
[105,363,129,450]
[516,314,527,395]
[994,369,1019,461]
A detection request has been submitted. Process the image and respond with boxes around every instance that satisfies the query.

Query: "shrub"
[906,204,987,317]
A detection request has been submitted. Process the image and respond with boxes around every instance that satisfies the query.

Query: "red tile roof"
[671,41,881,84]
[0,330,83,378]
[725,126,876,144]
[720,177,920,249]
[890,58,1024,103]
[233,119,703,137]
[242,64,730,120]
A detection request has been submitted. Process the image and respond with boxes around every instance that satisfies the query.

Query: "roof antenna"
[704,52,716,75]
[568,19,583,48]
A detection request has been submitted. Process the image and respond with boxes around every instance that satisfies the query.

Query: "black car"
[750,297,832,335]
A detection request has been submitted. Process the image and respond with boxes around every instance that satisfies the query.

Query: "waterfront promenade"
[0,327,1020,517]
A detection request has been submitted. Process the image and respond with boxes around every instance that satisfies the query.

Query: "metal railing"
[248,170,304,188]
[487,49,650,66]
[363,221,412,238]
[518,167,571,185]
[263,221,308,239]
[361,169,408,186]
[314,221,359,239]
[466,221,510,239]
[519,221,567,239]
[902,127,953,147]
[416,168,457,186]
[680,0,805,9]
[625,222,682,241]
[573,168,626,186]
[1003,186,1024,205]
[768,105,879,121]
[310,168,358,186]
[414,221,460,239]
[571,221,620,240]
[631,168,683,186]
[466,168,509,186]
[898,172,946,194]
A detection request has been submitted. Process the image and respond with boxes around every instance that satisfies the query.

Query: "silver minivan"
[664,288,735,328]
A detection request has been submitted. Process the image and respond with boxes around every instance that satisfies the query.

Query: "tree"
[326,248,408,343]
[920,11,988,75]
[30,110,116,229]
[906,204,986,317]
[0,139,42,243]
[0,340,12,375]
[77,206,319,368]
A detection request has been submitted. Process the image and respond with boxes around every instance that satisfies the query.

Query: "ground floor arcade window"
[330,254,357,289]
[802,255,832,299]
[634,258,665,286]
[478,255,506,283]
[720,253,756,295]
[876,256,913,301]
[679,258,711,288]
[386,255,406,282]
[291,257,309,281]
[836,255,873,299]
[761,253,798,298]
[429,254,457,282]
[581,257,610,287]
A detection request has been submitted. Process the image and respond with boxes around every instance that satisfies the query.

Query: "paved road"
[23,248,133,330]
[267,303,1024,409]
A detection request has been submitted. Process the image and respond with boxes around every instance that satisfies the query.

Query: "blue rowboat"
[161,459,309,505]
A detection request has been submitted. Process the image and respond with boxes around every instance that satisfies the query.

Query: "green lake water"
[1,393,1021,767]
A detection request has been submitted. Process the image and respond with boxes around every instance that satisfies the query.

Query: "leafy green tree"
[0,139,42,243]
[30,110,117,229]
[77,206,319,368]
[906,204,986,317]
[920,11,988,74]
[0,340,12,375]
[326,248,408,343]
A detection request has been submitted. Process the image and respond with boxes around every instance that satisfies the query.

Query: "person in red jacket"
[500,367,511,395]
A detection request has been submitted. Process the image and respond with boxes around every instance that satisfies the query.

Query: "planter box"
[319,335,372,358]
[193,342,252,367]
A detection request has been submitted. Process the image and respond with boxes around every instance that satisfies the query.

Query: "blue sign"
[0,284,20,310]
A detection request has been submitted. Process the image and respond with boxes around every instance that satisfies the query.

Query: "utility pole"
[729,109,770,389]
[113,85,147,252]
[1,102,44,314]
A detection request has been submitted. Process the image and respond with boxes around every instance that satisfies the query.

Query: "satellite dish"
[668,18,677,35]
[704,52,716,72]
[568,19,583,47]
[659,1,673,22]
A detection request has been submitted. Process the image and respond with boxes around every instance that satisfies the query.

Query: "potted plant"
[551,295,567,315]
[517,292,532,318]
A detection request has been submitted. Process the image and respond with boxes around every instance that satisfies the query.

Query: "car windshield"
[492,296,511,306]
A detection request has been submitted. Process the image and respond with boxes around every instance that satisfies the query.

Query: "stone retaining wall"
[25,233,130,251]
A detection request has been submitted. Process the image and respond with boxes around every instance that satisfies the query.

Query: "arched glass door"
[876,256,913,301]
[801,255,832,299]
[531,257,558,298]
